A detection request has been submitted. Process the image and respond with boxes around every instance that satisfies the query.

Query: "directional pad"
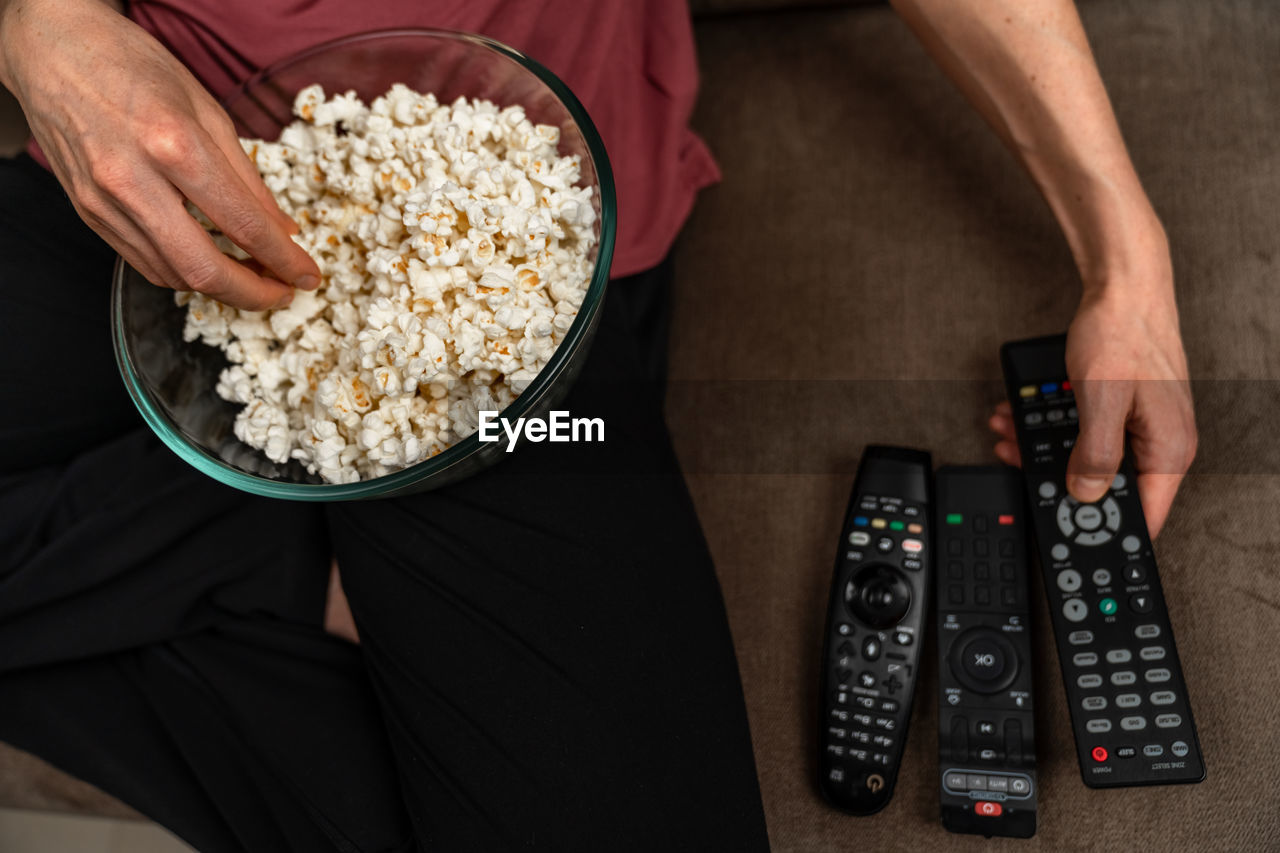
[1056,495,1124,547]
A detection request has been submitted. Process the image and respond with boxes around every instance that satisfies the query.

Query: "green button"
[889,521,905,531]
[1099,597,1118,616]
[946,513,963,525]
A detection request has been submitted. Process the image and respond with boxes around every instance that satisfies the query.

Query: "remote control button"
[1057,569,1082,592]
[998,514,1015,526]
[1039,480,1057,499]
[947,540,963,558]
[947,561,963,580]
[1000,562,1016,581]
[826,744,846,758]
[902,538,924,554]
[1001,587,1017,606]
[858,672,876,688]
[854,713,873,726]
[850,531,870,546]
[837,623,854,637]
[1130,594,1154,614]
[1086,719,1112,733]
[1102,497,1123,531]
[862,636,881,661]
[1074,504,1104,531]
[1135,624,1161,640]
[1116,693,1142,708]
[1172,741,1190,757]
[1063,599,1089,622]
[893,631,913,646]
[1051,543,1071,562]
[1019,384,1037,398]
[1073,652,1099,666]
[1115,745,1137,759]
[877,537,894,553]
[882,674,904,694]
[827,767,846,783]
[837,640,855,656]
[1008,777,1031,796]
[1024,412,1044,425]
[1082,696,1108,711]
[846,550,865,563]
[835,691,850,705]
[827,726,848,741]
[880,503,898,515]
[855,696,875,709]
[879,699,899,713]
[1093,569,1113,586]
[1156,713,1182,728]
[872,734,893,748]
[999,539,1014,557]
[986,776,1009,793]
[1056,500,1076,537]
[871,518,887,530]
[1143,744,1164,758]
[1106,649,1132,664]
[1120,716,1148,731]
[1047,408,1065,422]
[944,771,968,791]
[1091,745,1109,762]
[1122,535,1142,554]
[1075,530,1114,547]
[973,540,989,558]
[850,749,870,763]
[948,585,964,605]
[975,801,1003,818]
[966,774,988,791]
[874,717,896,731]
[1068,406,1079,420]
[1145,668,1172,683]
[1112,473,1127,491]
[972,514,988,533]
[977,748,1000,761]
[974,587,991,606]
[903,505,921,518]
[1111,670,1137,686]
[1140,646,1166,661]
[853,516,869,528]
[1124,564,1149,584]
[846,564,912,629]
[907,523,923,534]
[902,557,923,571]
[1151,691,1177,706]
[974,562,990,580]
[1069,630,1094,645]
[977,720,997,736]
[889,520,904,532]
[1078,673,1103,688]
[831,709,851,723]
[851,730,871,744]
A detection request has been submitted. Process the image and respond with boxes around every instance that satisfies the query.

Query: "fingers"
[1065,378,1131,504]
[204,110,301,236]
[129,179,296,310]
[145,121,320,292]
[987,400,1021,466]
[1135,473,1183,539]
[1128,381,1197,539]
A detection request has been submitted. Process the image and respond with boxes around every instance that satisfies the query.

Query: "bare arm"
[891,0,1195,537]
[0,0,320,310]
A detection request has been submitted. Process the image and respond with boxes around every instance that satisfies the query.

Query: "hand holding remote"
[989,286,1196,539]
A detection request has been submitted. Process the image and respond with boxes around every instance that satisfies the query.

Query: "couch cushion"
[675,0,1279,848]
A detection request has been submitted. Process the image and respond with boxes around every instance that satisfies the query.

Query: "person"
[0,1,1195,852]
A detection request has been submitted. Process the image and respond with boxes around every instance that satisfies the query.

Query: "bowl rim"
[112,27,617,500]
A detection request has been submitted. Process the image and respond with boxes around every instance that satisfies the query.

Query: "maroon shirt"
[32,0,719,277]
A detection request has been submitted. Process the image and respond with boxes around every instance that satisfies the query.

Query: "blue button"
[854,516,869,527]
[1040,382,1058,393]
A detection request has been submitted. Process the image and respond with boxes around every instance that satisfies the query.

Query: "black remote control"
[1001,335,1205,787]
[935,466,1037,838]
[818,446,932,815]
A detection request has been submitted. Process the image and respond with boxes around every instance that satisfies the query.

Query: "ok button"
[1074,504,1104,531]
[962,638,1007,684]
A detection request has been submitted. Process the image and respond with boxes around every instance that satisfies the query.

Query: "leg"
[330,262,769,852]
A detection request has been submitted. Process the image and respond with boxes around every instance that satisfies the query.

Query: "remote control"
[935,466,1037,838]
[1001,335,1205,787]
[818,446,932,815]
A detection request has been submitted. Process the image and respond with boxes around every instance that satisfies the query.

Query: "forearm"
[889,0,1168,295]
[0,0,125,92]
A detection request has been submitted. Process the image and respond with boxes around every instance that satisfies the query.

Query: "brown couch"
[3,0,1279,849]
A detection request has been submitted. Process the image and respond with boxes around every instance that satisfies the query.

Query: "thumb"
[1066,379,1131,503]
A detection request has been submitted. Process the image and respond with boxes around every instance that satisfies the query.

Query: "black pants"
[0,155,769,853]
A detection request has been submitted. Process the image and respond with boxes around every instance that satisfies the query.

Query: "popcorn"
[182,84,597,483]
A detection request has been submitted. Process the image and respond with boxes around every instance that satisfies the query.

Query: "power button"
[1091,746,1109,762]
[975,801,1003,817]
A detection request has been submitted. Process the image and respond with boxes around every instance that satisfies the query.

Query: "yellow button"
[1019,385,1037,398]
[871,518,887,529]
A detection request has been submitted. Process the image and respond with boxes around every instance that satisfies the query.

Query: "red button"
[1092,746,1109,762]
[1062,380,1072,391]
[998,514,1015,526]
[975,801,1003,817]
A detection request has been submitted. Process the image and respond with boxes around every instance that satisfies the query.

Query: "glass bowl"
[112,29,616,500]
